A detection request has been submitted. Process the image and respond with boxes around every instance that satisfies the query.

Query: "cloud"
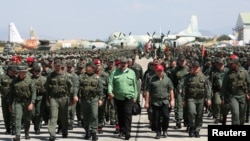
[131,2,155,11]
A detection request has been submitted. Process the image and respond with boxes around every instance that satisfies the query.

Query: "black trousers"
[115,98,133,135]
[152,104,170,133]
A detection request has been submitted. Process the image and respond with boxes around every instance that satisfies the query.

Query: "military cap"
[178,55,186,60]
[16,64,28,72]
[214,58,224,64]
[80,56,86,60]
[54,59,62,66]
[155,64,164,71]
[32,64,41,71]
[48,57,54,62]
[42,60,50,67]
[228,54,239,64]
[86,62,96,68]
[7,65,17,71]
[131,55,136,60]
[77,63,85,68]
[120,57,128,63]
[67,61,75,67]
[109,58,115,62]
[191,61,200,67]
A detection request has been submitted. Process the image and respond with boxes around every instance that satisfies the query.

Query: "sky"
[0,0,249,41]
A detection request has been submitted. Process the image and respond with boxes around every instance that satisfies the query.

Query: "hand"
[108,93,114,100]
[207,100,211,106]
[182,101,186,107]
[98,100,103,107]
[246,95,250,101]
[28,103,33,111]
[144,102,149,109]
[9,106,12,113]
[170,100,175,107]
[72,96,79,103]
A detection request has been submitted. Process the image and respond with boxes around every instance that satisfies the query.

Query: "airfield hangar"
[234,12,250,44]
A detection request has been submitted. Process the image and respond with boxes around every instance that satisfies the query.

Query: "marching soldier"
[221,54,250,125]
[0,65,16,134]
[170,55,189,129]
[31,64,46,134]
[46,59,78,141]
[182,61,211,138]
[79,62,103,141]
[9,63,37,141]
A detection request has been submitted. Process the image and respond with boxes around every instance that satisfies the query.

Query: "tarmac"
[0,56,249,141]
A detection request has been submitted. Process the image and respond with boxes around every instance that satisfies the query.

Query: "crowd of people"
[0,46,250,141]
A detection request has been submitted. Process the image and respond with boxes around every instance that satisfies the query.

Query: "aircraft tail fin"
[178,15,201,36]
[8,22,24,43]
[29,26,39,40]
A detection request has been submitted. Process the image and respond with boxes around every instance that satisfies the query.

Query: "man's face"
[178,59,186,67]
[191,66,200,75]
[120,62,128,70]
[17,71,27,79]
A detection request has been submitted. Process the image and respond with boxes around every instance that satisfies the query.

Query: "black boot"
[56,126,62,134]
[175,120,182,129]
[84,131,91,139]
[11,127,16,135]
[13,135,20,141]
[62,132,68,138]
[222,116,227,125]
[155,132,161,139]
[194,132,200,138]
[162,131,167,138]
[25,133,30,139]
[91,132,98,141]
[49,136,55,141]
[5,128,11,134]
[35,129,40,135]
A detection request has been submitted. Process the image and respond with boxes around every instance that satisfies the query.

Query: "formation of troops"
[0,45,249,140]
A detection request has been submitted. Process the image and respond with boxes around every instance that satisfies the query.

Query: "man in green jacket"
[108,57,138,140]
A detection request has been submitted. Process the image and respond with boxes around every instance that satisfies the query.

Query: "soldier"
[104,58,119,133]
[9,63,36,141]
[108,57,138,140]
[94,59,109,134]
[31,64,46,134]
[144,64,175,139]
[75,62,86,126]
[66,61,79,130]
[46,59,78,141]
[79,62,103,141]
[170,55,189,129]
[221,54,250,125]
[182,61,211,138]
[210,58,229,124]
[0,65,16,134]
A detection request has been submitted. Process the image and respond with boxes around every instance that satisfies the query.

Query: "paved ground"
[0,56,249,141]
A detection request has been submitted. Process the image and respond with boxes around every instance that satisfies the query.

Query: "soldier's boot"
[11,126,16,135]
[84,131,91,139]
[114,124,120,134]
[62,132,68,138]
[13,135,20,141]
[6,128,11,135]
[35,129,40,135]
[68,124,73,130]
[91,132,98,141]
[188,127,194,137]
[25,132,30,140]
[56,125,62,134]
[175,120,182,129]
[222,116,227,125]
[49,136,56,141]
[98,127,103,134]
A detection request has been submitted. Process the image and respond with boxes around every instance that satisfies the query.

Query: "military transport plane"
[108,15,202,49]
[9,22,40,50]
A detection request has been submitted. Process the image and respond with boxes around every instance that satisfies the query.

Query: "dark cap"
[42,60,50,67]
[54,59,62,66]
[109,58,115,62]
[77,63,85,68]
[120,57,128,63]
[178,55,186,60]
[80,56,86,60]
[16,64,28,72]
[48,57,54,62]
[7,65,17,71]
[67,61,75,67]
[191,61,200,67]
[86,62,96,68]
[32,65,41,71]
[215,58,224,64]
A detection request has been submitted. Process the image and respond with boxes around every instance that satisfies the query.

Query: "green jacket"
[108,68,138,101]
[9,75,37,105]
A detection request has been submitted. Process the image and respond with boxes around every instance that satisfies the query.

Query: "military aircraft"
[8,22,40,50]
[108,15,202,49]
